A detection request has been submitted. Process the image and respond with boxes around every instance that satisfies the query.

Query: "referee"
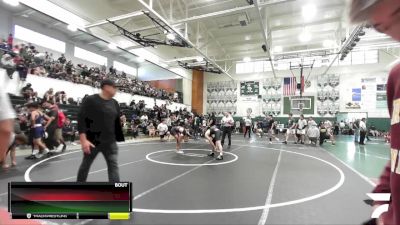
[221,112,234,147]
[76,79,125,182]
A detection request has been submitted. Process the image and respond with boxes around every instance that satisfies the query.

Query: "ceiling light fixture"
[67,24,78,32]
[3,0,19,7]
[108,43,117,50]
[243,57,251,62]
[166,33,176,40]
[302,4,317,20]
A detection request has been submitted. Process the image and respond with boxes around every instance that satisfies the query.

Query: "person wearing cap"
[76,79,125,182]
[350,1,400,224]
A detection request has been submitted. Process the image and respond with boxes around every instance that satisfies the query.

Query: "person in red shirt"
[351,0,400,224]
[7,34,13,50]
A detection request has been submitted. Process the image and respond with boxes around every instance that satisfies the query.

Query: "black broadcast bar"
[12,212,109,219]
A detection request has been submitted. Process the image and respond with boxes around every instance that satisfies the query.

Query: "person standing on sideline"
[221,112,234,147]
[0,88,15,163]
[76,79,125,182]
[296,114,307,144]
[339,120,345,134]
[208,112,216,128]
[353,119,360,143]
[243,116,252,138]
[157,119,169,142]
[359,118,367,145]
[42,101,62,152]
[266,114,279,144]
[350,1,400,224]
[283,113,296,144]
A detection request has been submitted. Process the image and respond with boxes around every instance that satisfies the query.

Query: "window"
[236,63,245,74]
[74,47,107,66]
[113,61,137,76]
[14,25,66,53]
[254,61,264,73]
[365,50,378,64]
[264,61,272,72]
[351,51,365,65]
[243,62,254,73]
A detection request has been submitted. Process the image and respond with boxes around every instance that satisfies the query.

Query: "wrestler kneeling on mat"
[205,126,224,160]
[170,126,186,154]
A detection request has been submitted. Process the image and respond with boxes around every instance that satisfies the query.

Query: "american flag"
[283,77,297,96]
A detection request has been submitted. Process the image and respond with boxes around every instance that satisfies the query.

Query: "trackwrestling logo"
[367,193,390,218]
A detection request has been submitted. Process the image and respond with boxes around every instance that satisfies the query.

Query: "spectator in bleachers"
[55,91,68,105]
[7,34,13,50]
[43,88,55,103]
[20,83,33,100]
[1,53,15,79]
[16,58,28,82]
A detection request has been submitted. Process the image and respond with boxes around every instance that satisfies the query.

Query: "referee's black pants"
[221,126,232,146]
[77,142,120,183]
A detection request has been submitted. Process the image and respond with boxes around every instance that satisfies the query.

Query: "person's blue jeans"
[77,142,120,182]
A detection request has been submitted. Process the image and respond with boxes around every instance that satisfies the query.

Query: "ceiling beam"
[14,9,35,16]
[138,0,234,80]
[131,0,295,33]
[270,18,340,32]
[84,11,145,29]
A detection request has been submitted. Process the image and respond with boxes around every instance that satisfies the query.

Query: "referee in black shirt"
[77,79,125,182]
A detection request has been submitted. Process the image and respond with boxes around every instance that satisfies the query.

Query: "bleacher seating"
[8,94,137,122]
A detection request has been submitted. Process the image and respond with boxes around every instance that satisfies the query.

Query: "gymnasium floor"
[0,135,388,225]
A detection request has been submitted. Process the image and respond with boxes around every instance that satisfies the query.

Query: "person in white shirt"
[283,113,297,144]
[0,88,15,163]
[306,121,320,146]
[157,120,170,142]
[359,118,367,145]
[220,112,234,147]
[296,114,307,144]
[140,114,148,122]
[243,116,252,138]
[339,120,345,134]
